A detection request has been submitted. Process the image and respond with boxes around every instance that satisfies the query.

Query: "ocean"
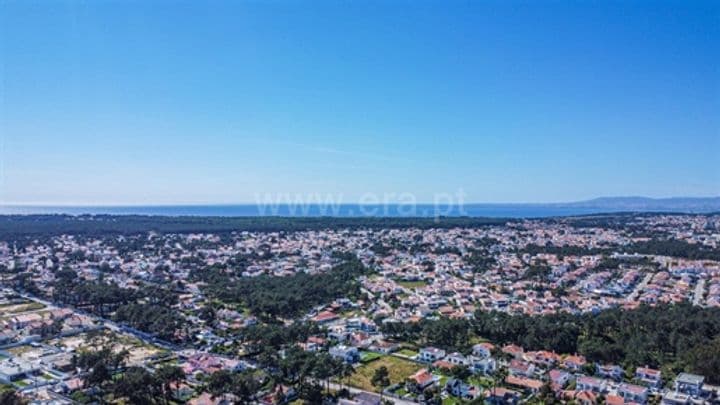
[0,204,671,218]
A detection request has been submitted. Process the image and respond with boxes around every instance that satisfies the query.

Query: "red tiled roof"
[409,369,434,386]
[432,360,454,370]
[506,375,543,390]
[313,311,338,322]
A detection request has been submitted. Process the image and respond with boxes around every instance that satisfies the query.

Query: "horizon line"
[2,195,720,208]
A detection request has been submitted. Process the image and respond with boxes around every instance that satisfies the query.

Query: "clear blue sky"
[1,0,718,205]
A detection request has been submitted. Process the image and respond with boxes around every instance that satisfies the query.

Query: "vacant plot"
[347,356,422,392]
[6,345,33,357]
[49,330,164,366]
[396,280,428,289]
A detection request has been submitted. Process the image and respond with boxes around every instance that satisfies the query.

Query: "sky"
[1,0,718,205]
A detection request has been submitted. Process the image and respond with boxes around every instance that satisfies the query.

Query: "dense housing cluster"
[0,213,719,404]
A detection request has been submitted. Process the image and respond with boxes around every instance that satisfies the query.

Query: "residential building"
[329,345,359,363]
[673,373,704,397]
[618,383,649,404]
[419,347,446,363]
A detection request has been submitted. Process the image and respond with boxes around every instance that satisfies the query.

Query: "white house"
[635,366,662,388]
[419,347,446,363]
[472,343,493,358]
[618,383,649,404]
[446,352,469,366]
[576,376,607,393]
[329,345,359,364]
[470,356,496,375]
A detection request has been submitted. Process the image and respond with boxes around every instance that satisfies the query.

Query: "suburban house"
[419,347,446,363]
[562,354,587,371]
[328,330,349,342]
[368,340,399,354]
[508,359,535,377]
[618,383,649,404]
[445,378,481,400]
[407,368,438,392]
[525,350,561,367]
[9,313,43,330]
[470,356,496,375]
[259,384,297,405]
[339,393,381,405]
[505,375,543,394]
[446,352,470,366]
[485,387,520,405]
[635,366,662,388]
[0,359,41,383]
[472,342,494,358]
[596,364,624,381]
[548,369,571,390]
[329,345,359,363]
[576,376,607,393]
[673,373,704,397]
[501,344,524,358]
[605,394,625,405]
[432,359,455,371]
[313,311,339,324]
[299,341,321,352]
[182,353,244,375]
[345,317,376,332]
[662,391,692,405]
[563,390,598,405]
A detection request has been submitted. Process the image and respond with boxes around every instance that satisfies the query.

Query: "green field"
[347,356,423,392]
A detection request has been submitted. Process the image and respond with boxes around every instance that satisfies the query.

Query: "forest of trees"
[0,214,511,240]
[521,239,720,261]
[626,239,720,261]
[201,254,370,319]
[70,340,192,404]
[381,303,720,383]
[44,268,187,342]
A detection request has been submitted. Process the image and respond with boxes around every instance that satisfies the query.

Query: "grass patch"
[436,373,450,387]
[468,376,494,389]
[468,335,489,345]
[397,349,418,357]
[0,302,45,314]
[347,356,422,392]
[396,280,428,289]
[360,351,382,363]
[0,300,30,308]
[7,345,32,356]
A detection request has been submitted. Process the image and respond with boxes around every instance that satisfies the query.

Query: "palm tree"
[341,363,355,391]
[490,366,508,402]
[371,366,391,402]
[155,364,185,404]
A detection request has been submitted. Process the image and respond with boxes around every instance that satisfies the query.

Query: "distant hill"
[561,196,720,212]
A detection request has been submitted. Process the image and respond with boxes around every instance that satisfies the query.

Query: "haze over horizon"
[2,1,719,205]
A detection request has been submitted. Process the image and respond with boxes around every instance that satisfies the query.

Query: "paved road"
[15,290,180,350]
[693,278,706,306]
[627,273,652,302]
[326,382,418,405]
